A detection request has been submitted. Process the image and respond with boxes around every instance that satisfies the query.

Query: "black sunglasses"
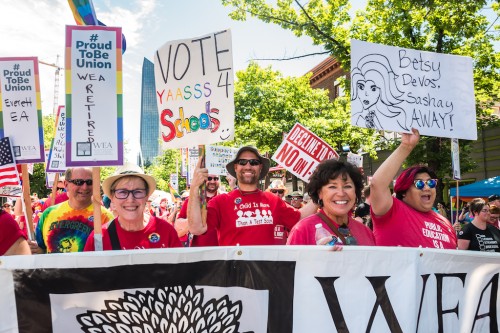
[67,179,93,186]
[271,189,284,194]
[207,176,219,181]
[236,159,261,166]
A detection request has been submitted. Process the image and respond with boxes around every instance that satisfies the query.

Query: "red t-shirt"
[0,210,27,255]
[206,189,301,246]
[178,196,219,247]
[371,197,457,249]
[287,212,375,246]
[84,216,182,251]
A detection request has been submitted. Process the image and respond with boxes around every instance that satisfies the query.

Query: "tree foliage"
[222,0,500,198]
[145,149,186,193]
[228,62,378,159]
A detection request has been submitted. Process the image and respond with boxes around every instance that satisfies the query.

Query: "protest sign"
[451,138,461,180]
[154,30,235,149]
[272,123,338,182]
[0,57,44,163]
[350,39,476,140]
[187,146,200,186]
[0,247,499,333]
[65,25,123,166]
[46,106,67,172]
[347,152,363,167]
[169,173,178,192]
[206,145,238,175]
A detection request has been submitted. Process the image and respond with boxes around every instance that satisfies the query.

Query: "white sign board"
[46,106,67,172]
[451,138,461,180]
[0,57,44,163]
[347,152,363,167]
[65,25,123,166]
[187,146,200,186]
[154,30,235,149]
[169,173,178,192]
[272,123,339,182]
[206,145,238,175]
[350,39,476,140]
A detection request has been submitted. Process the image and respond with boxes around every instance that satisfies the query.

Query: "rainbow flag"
[67,0,127,54]
[168,184,181,200]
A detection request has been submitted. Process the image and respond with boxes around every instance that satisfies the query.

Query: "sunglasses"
[207,176,219,181]
[113,189,147,199]
[67,179,93,186]
[414,179,437,190]
[236,159,261,166]
[271,189,284,194]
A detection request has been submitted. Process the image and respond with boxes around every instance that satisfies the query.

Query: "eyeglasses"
[112,189,147,199]
[67,179,93,186]
[271,189,284,194]
[291,197,303,201]
[207,176,219,181]
[236,159,261,166]
[414,179,437,190]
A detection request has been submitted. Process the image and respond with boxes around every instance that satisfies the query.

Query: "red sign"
[271,123,338,182]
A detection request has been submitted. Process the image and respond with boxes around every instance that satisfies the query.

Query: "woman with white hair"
[84,164,181,251]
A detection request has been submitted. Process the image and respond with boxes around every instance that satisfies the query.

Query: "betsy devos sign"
[0,247,498,332]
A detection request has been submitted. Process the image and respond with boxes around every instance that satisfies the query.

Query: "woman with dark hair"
[286,159,375,246]
[457,198,500,252]
[370,129,457,249]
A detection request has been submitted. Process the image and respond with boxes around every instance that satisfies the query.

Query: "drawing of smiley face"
[219,128,231,141]
[357,80,380,109]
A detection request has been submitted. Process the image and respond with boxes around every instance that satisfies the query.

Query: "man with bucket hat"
[188,146,318,245]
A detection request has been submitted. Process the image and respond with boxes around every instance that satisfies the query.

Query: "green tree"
[146,149,186,193]
[222,0,500,200]
[229,62,378,157]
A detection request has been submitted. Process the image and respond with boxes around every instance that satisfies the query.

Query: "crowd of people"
[1,129,499,256]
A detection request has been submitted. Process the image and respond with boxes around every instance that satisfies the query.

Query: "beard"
[206,183,218,194]
[237,171,259,185]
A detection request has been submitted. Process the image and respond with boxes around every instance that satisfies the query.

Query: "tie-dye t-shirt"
[35,201,113,253]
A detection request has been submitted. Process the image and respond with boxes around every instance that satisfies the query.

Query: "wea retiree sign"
[65,25,123,166]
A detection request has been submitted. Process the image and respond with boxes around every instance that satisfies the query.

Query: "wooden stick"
[21,164,35,240]
[92,167,103,251]
[199,145,207,227]
[47,173,60,208]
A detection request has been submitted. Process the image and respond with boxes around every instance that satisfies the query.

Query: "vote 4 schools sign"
[65,25,123,166]
[0,247,498,333]
[154,30,235,149]
[272,123,338,182]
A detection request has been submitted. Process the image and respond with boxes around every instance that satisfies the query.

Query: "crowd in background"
[1,130,499,256]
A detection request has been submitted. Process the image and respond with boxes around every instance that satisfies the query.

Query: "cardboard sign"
[206,145,238,176]
[65,25,123,166]
[0,57,44,163]
[46,106,67,172]
[350,39,476,140]
[272,123,338,182]
[154,30,235,149]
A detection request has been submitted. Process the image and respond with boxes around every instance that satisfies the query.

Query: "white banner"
[0,57,44,163]
[1,247,498,333]
[272,123,339,182]
[65,25,123,167]
[154,30,235,149]
[350,39,476,140]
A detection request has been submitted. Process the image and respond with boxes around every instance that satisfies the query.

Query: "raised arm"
[370,128,420,216]
[187,157,208,235]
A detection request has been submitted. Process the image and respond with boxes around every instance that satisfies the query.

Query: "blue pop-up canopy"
[449,176,500,198]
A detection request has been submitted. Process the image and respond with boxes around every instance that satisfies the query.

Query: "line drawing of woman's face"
[356,79,380,110]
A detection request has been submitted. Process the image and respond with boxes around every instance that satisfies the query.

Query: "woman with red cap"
[370,129,457,249]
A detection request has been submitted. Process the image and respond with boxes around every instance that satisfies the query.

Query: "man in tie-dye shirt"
[30,167,113,253]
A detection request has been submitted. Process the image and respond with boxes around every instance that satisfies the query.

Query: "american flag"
[0,137,20,188]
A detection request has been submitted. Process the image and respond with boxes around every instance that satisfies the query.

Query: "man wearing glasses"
[188,146,318,246]
[176,174,220,247]
[30,167,114,254]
